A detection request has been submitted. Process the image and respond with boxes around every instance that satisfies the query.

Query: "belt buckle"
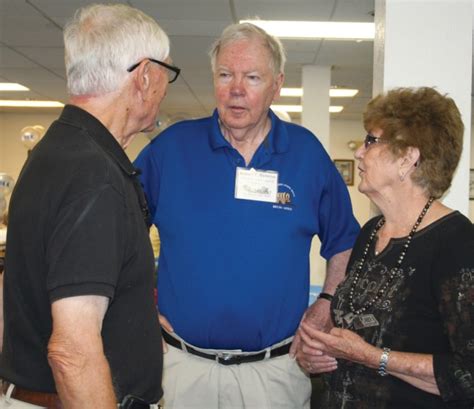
[217,352,233,363]
[218,351,242,365]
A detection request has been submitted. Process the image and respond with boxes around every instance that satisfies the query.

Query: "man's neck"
[69,91,136,149]
[219,116,270,166]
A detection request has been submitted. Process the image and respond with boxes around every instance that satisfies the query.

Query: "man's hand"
[291,249,352,373]
[290,298,337,374]
[302,296,334,333]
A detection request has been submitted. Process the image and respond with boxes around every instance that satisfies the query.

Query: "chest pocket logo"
[274,183,296,210]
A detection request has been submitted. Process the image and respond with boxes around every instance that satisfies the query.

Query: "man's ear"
[273,73,284,101]
[133,60,152,101]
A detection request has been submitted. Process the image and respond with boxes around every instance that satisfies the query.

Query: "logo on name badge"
[274,183,296,211]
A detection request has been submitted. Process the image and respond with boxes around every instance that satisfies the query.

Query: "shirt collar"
[58,105,138,177]
[208,108,289,154]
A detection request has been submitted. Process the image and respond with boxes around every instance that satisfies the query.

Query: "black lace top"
[322,211,474,409]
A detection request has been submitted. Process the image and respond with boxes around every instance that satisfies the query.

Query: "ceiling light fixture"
[330,89,358,97]
[0,100,64,108]
[0,83,30,91]
[271,105,344,113]
[281,88,358,97]
[240,20,375,40]
[271,104,302,113]
[280,88,303,97]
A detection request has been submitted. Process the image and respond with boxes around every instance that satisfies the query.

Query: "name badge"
[234,167,278,203]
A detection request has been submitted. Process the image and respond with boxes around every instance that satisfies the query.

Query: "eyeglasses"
[127,58,181,83]
[364,134,384,149]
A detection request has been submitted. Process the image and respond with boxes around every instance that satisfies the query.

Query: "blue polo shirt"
[135,109,359,351]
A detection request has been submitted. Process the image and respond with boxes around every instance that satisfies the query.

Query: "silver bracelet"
[378,347,391,377]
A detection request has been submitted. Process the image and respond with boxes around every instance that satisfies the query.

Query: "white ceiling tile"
[1,15,63,47]
[135,0,233,21]
[0,47,38,69]
[13,47,65,71]
[316,41,373,67]
[235,0,337,21]
[332,0,375,21]
[286,51,317,65]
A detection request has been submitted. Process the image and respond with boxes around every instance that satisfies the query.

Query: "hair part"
[209,22,286,76]
[64,3,170,96]
[363,87,464,198]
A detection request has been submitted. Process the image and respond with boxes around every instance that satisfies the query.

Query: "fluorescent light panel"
[281,88,358,97]
[272,105,302,113]
[330,89,359,97]
[240,20,375,40]
[280,88,303,97]
[0,100,64,108]
[0,83,30,91]
[271,105,344,113]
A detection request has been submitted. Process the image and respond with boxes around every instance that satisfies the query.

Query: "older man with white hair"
[136,22,359,409]
[0,4,179,409]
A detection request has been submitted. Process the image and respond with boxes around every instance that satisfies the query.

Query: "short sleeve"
[46,184,125,302]
[317,161,360,260]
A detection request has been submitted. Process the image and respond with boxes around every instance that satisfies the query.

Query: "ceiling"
[0,0,469,125]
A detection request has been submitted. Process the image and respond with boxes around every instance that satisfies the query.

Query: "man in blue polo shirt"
[135,22,359,409]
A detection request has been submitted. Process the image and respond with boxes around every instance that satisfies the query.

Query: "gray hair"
[209,23,286,76]
[64,4,170,96]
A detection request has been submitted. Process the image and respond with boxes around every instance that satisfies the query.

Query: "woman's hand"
[299,322,379,367]
[300,322,441,395]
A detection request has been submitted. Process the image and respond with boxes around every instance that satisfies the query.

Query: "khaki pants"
[160,344,311,409]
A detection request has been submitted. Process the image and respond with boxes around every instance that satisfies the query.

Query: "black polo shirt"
[0,105,163,403]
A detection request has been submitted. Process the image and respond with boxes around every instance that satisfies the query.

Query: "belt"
[162,330,291,366]
[2,382,63,409]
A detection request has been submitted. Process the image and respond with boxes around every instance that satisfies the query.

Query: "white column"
[301,65,331,293]
[302,65,331,150]
[374,0,472,216]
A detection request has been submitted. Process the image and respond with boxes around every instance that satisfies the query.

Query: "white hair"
[64,4,170,96]
[209,22,286,76]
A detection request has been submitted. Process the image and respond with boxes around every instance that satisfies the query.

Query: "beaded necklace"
[347,196,435,318]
